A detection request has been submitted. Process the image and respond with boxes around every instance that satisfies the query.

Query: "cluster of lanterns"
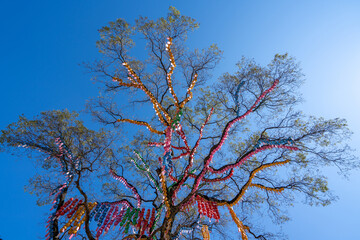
[114,207,157,236]
[49,197,161,239]
[196,195,220,221]
[60,202,97,238]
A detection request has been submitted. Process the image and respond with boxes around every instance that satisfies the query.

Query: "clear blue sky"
[1,0,359,239]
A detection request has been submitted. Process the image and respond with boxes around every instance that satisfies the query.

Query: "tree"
[1,7,357,240]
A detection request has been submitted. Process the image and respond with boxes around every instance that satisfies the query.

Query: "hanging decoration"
[196,195,220,221]
[52,197,160,240]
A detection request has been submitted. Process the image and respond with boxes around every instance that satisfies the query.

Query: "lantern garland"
[201,225,210,240]
[216,159,291,207]
[171,109,183,130]
[228,206,248,240]
[185,79,281,199]
[165,37,180,108]
[130,150,163,193]
[250,183,285,193]
[109,169,142,208]
[116,118,164,135]
[160,166,171,216]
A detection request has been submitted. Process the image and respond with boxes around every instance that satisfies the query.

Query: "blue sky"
[1,0,359,239]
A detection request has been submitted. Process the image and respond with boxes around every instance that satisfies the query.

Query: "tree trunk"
[160,211,175,240]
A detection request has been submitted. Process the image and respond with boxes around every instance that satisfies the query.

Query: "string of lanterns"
[131,150,163,193]
[165,37,180,108]
[109,169,142,208]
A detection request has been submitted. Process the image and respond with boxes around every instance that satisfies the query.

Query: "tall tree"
[1,7,357,240]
